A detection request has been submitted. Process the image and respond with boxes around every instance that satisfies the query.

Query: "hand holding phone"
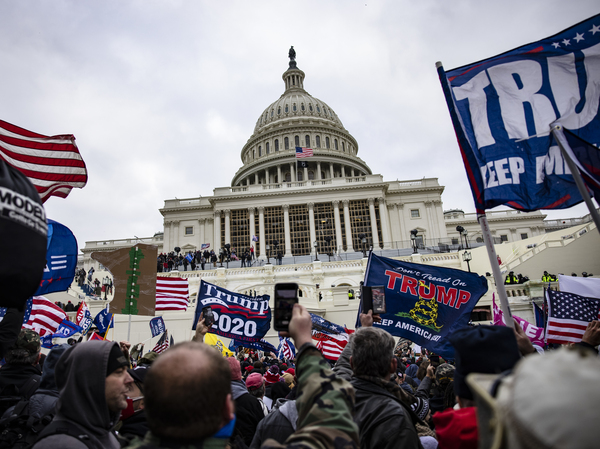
[274,283,298,331]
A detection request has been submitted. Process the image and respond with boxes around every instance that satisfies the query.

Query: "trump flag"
[438,14,600,212]
[194,280,271,343]
[363,254,488,358]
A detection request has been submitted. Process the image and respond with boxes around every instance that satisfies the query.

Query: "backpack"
[0,375,40,417]
[31,419,95,449]
[0,397,54,449]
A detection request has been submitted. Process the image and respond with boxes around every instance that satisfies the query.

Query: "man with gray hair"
[334,312,420,449]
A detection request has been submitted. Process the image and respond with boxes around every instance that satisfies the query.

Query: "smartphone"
[361,285,387,315]
[202,306,214,327]
[274,282,298,331]
[370,286,387,314]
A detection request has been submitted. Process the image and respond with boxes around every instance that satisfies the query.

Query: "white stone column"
[424,201,435,242]
[290,162,295,182]
[333,200,343,255]
[248,207,256,254]
[308,202,317,256]
[265,168,269,184]
[303,166,308,183]
[277,165,282,184]
[343,200,353,252]
[434,200,444,241]
[254,173,259,185]
[199,218,206,247]
[389,204,400,244]
[213,212,221,251]
[317,161,322,180]
[283,204,292,257]
[258,206,266,259]
[172,220,180,251]
[397,203,407,243]
[163,221,172,252]
[224,210,231,246]
[509,227,518,242]
[341,165,346,177]
[368,198,380,249]
[378,197,392,249]
[329,163,334,179]
[351,168,355,177]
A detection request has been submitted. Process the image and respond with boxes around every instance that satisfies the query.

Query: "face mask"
[120,396,143,421]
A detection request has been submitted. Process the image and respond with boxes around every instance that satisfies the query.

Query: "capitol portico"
[160,52,448,259]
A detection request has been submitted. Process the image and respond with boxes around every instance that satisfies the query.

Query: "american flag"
[278,336,296,360]
[295,146,313,158]
[546,289,600,345]
[152,331,170,354]
[312,330,349,361]
[156,277,189,311]
[0,119,88,202]
[22,296,68,336]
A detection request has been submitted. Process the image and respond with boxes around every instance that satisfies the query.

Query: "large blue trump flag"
[438,14,600,212]
[35,219,78,295]
[194,280,271,343]
[363,254,488,358]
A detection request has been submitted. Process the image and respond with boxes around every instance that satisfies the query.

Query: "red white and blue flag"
[295,146,313,158]
[152,330,170,354]
[312,330,349,361]
[438,14,600,213]
[546,289,600,344]
[277,336,296,360]
[22,296,68,336]
[156,277,189,311]
[0,119,88,203]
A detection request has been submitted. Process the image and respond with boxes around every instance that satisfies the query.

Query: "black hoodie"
[32,340,122,449]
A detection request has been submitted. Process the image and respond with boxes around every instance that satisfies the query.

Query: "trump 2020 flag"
[438,14,600,212]
[149,316,166,337]
[35,219,78,296]
[363,253,488,358]
[194,280,271,343]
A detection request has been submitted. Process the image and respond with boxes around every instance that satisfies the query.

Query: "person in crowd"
[334,311,421,449]
[250,387,298,448]
[116,365,148,446]
[432,325,522,449]
[32,340,133,449]
[227,357,264,446]
[126,303,358,448]
[246,373,270,416]
[0,329,42,414]
[0,344,69,447]
[541,270,553,282]
[65,301,76,312]
[504,271,518,284]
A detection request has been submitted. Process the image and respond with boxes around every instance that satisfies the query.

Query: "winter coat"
[230,380,264,446]
[249,398,298,448]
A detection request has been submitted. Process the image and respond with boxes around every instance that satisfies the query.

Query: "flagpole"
[551,124,600,235]
[478,214,514,330]
[104,316,113,340]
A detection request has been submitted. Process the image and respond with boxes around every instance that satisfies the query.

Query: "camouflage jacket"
[126,346,358,449]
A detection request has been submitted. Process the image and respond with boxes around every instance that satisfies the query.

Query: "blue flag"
[149,316,166,337]
[362,253,488,358]
[561,129,600,200]
[277,337,296,360]
[55,320,83,338]
[194,280,271,343]
[310,313,347,335]
[228,338,278,354]
[438,14,600,213]
[94,307,113,335]
[35,219,78,296]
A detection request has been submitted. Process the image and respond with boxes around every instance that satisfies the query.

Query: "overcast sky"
[0,1,597,252]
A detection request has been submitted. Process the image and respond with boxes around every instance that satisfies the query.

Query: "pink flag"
[492,294,544,347]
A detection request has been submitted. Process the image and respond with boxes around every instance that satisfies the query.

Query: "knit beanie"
[411,397,430,421]
[106,344,129,376]
[264,365,280,384]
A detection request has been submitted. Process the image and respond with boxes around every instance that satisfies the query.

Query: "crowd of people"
[0,304,598,448]
[504,269,595,285]
[157,247,259,273]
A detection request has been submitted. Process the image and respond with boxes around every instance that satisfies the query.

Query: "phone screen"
[274,283,298,331]
[202,306,214,327]
[371,286,386,314]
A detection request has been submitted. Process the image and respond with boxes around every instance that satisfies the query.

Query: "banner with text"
[363,253,488,358]
[194,280,271,343]
[438,14,600,212]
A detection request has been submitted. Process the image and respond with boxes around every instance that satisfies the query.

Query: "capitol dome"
[231,49,372,187]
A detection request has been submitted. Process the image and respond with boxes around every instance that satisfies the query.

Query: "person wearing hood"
[32,340,133,449]
[227,357,264,446]
[249,392,298,449]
